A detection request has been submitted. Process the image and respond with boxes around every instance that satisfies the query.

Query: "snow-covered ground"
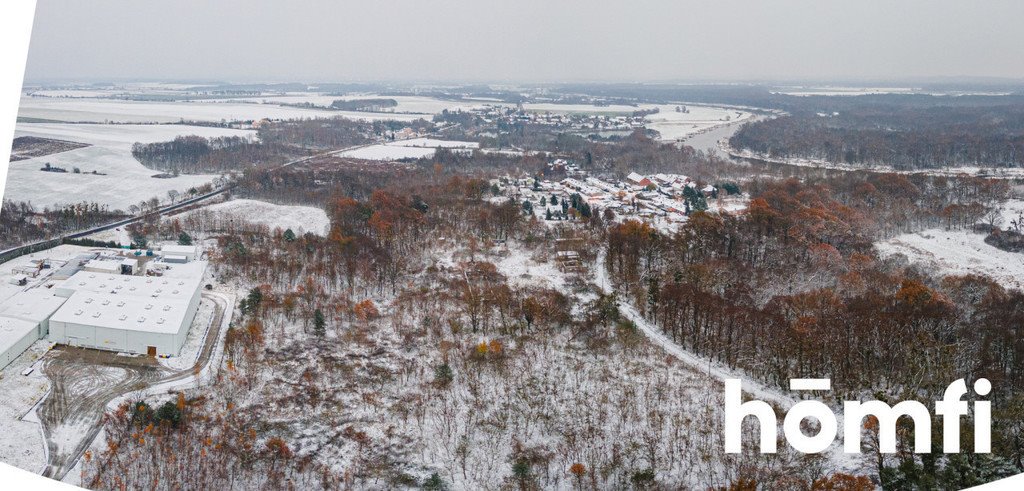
[17,96,423,124]
[0,341,52,473]
[644,104,754,141]
[493,245,567,291]
[337,145,436,160]
[6,123,251,210]
[876,200,1024,290]
[390,137,478,149]
[157,297,216,371]
[338,139,477,161]
[199,94,494,115]
[176,198,331,236]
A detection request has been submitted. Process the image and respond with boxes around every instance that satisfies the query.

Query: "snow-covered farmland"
[5,123,253,210]
[644,104,754,141]
[17,96,423,124]
[176,199,331,237]
[875,201,1024,290]
[202,94,494,115]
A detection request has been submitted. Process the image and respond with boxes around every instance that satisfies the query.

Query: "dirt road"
[37,292,229,480]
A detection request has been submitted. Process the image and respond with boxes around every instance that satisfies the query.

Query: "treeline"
[605,175,1024,487]
[131,118,392,175]
[731,103,1024,169]
[256,117,376,151]
[328,98,398,111]
[131,135,296,174]
[0,200,126,249]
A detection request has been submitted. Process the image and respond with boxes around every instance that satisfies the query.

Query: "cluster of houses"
[497,163,747,233]
[470,105,647,134]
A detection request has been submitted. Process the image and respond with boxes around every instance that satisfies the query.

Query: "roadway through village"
[37,292,229,481]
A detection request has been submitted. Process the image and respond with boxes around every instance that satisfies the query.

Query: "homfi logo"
[724,378,991,454]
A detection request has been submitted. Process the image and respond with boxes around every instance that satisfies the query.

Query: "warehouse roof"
[0,317,40,354]
[54,261,206,303]
[160,245,198,256]
[49,290,192,335]
[0,289,69,324]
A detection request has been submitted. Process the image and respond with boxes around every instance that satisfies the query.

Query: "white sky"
[23,0,1024,83]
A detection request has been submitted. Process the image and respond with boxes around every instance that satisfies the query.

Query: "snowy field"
[17,96,423,124]
[875,200,1024,290]
[199,94,495,115]
[5,123,252,210]
[392,137,478,149]
[177,199,331,237]
[644,104,754,141]
[339,138,477,161]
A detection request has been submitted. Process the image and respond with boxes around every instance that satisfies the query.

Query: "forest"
[329,98,399,112]
[40,84,1024,489]
[605,173,1022,488]
[130,118,387,174]
[730,101,1024,170]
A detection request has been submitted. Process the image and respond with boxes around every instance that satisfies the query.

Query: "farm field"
[17,96,424,124]
[5,123,253,210]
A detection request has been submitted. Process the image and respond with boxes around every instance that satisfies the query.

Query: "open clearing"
[177,198,331,236]
[875,200,1024,290]
[338,138,477,161]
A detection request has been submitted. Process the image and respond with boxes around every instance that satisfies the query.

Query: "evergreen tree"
[283,228,296,242]
[177,232,192,246]
[647,276,660,318]
[313,309,326,337]
[245,287,262,314]
[522,200,533,215]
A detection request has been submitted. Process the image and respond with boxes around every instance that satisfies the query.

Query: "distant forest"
[131,135,296,174]
[131,118,378,174]
[328,98,397,112]
[731,102,1024,169]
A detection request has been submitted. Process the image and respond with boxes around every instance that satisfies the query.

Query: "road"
[37,292,229,481]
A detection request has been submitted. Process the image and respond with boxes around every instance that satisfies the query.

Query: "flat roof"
[160,245,198,255]
[84,259,120,272]
[0,289,69,324]
[49,290,191,335]
[55,261,206,304]
[0,317,40,354]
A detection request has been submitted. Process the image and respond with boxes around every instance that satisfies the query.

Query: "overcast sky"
[22,0,1024,84]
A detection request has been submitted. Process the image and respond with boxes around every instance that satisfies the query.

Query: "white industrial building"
[48,260,206,356]
[0,289,71,370]
[0,317,42,369]
[159,244,199,263]
[0,245,207,370]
